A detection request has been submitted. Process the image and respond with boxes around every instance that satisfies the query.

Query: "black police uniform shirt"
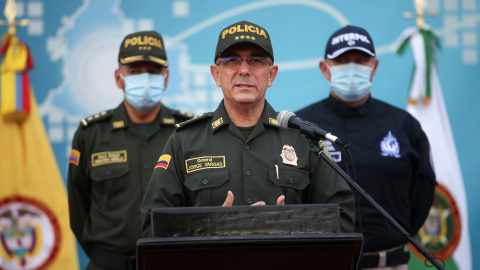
[67,102,192,256]
[295,95,436,252]
[140,100,356,237]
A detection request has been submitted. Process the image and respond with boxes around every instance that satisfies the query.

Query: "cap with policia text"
[118,30,168,67]
[214,21,274,63]
[324,25,375,60]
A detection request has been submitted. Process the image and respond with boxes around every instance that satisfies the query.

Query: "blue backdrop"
[9,0,479,269]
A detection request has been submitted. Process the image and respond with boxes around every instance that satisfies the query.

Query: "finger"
[222,190,234,206]
[251,201,266,206]
[277,195,285,205]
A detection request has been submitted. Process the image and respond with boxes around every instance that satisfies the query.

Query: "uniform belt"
[361,245,410,268]
[90,247,136,270]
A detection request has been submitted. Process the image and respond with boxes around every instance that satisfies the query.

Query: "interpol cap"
[118,30,168,67]
[214,21,274,63]
[324,25,375,59]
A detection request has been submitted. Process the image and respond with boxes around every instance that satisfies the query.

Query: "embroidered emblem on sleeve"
[69,149,81,166]
[155,154,171,170]
[280,145,298,166]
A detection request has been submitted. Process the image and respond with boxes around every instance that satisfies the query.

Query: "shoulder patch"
[175,112,213,130]
[81,110,114,127]
[172,110,195,120]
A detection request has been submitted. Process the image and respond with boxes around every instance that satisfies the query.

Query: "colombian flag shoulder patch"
[69,149,81,166]
[155,154,171,170]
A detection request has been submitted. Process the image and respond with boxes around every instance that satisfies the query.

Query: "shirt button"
[105,170,112,176]
[289,177,294,183]
[202,179,208,185]
[246,198,253,204]
[245,170,251,176]
[143,164,149,169]
[143,141,148,146]
[244,144,250,150]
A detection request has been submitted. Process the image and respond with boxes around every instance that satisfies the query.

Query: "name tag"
[185,156,225,173]
[92,150,127,167]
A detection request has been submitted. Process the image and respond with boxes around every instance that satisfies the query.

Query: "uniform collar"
[210,99,281,134]
[110,102,178,131]
[327,94,371,118]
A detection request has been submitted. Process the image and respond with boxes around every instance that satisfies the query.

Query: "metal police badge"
[0,196,60,269]
[280,145,298,166]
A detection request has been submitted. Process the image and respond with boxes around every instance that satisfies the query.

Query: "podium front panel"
[137,233,363,270]
[151,204,340,237]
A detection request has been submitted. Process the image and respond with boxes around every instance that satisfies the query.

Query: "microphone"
[277,110,346,147]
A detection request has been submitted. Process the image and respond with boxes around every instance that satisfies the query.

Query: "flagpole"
[0,0,29,36]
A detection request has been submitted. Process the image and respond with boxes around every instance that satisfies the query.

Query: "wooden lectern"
[137,204,363,270]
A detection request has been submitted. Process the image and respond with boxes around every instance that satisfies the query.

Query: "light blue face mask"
[328,63,373,102]
[122,73,166,111]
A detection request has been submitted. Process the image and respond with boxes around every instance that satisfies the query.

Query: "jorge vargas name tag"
[185,156,225,173]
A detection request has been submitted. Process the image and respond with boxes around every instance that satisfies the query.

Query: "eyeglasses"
[216,57,273,69]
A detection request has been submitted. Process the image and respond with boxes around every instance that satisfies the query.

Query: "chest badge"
[380,131,401,158]
[280,145,298,166]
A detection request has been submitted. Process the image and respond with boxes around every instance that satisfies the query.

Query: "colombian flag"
[69,149,81,166]
[0,34,33,122]
[0,35,79,269]
[155,154,171,170]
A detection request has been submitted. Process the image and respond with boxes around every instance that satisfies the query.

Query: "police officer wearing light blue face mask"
[68,30,193,270]
[116,31,169,117]
[295,25,436,270]
[320,26,379,106]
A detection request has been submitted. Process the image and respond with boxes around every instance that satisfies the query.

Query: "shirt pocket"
[90,162,130,210]
[184,169,229,206]
[268,167,309,204]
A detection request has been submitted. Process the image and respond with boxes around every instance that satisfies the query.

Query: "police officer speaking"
[140,21,356,237]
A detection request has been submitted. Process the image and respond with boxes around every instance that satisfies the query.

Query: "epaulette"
[172,109,195,120]
[175,112,213,130]
[80,110,114,127]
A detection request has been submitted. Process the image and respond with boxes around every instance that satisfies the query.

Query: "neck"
[124,100,162,123]
[224,100,264,127]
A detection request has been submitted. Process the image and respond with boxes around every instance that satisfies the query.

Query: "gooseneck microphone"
[277,110,346,147]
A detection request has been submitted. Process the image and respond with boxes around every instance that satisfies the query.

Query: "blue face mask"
[122,73,165,111]
[328,63,373,102]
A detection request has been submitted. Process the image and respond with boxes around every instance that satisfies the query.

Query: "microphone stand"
[307,139,445,270]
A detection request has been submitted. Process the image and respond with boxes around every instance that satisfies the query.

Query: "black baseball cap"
[118,30,168,67]
[324,25,375,59]
[214,21,274,63]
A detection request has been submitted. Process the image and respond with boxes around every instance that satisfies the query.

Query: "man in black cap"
[295,25,437,269]
[141,20,355,236]
[67,30,193,270]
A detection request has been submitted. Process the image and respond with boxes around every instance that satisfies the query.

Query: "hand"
[222,190,234,206]
[277,195,285,205]
[222,191,284,206]
[222,191,266,206]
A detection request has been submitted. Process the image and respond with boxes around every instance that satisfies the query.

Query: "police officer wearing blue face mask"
[296,25,436,270]
[67,30,193,270]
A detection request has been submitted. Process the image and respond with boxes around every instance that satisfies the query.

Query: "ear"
[319,61,331,81]
[267,65,278,88]
[370,59,379,82]
[210,64,221,87]
[115,69,124,90]
[163,68,170,89]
